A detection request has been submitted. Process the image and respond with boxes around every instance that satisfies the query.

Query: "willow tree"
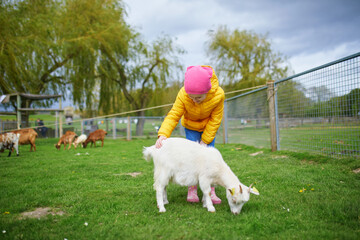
[61,1,184,134]
[96,34,184,135]
[0,0,133,124]
[206,26,289,93]
[0,0,66,123]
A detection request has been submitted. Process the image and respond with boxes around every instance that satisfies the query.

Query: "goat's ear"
[239,185,243,194]
[228,188,235,196]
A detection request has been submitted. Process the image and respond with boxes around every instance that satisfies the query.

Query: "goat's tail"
[143,146,156,162]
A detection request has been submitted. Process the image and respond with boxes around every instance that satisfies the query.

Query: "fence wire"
[1,53,359,157]
[225,53,360,157]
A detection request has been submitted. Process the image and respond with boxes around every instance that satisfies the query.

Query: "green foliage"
[0,138,359,239]
[206,25,289,93]
[0,0,183,121]
[305,88,360,117]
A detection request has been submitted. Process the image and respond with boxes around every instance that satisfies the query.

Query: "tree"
[1,0,184,134]
[0,0,133,125]
[206,26,289,93]
[0,0,67,124]
[94,34,184,135]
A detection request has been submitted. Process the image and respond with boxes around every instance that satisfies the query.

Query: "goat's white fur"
[143,137,259,214]
[72,134,87,148]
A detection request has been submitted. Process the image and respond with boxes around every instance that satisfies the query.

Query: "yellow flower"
[3,212,10,215]
[311,188,315,191]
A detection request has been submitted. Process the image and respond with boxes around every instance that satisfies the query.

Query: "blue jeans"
[185,128,215,147]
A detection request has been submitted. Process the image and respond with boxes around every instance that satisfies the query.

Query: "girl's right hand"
[155,135,167,148]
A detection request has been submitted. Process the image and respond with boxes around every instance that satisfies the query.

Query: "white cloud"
[125,0,360,74]
[289,41,360,74]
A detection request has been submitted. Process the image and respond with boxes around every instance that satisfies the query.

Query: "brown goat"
[12,128,38,152]
[83,129,107,148]
[55,131,78,150]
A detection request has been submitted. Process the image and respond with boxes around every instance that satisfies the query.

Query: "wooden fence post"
[17,94,21,129]
[267,81,277,151]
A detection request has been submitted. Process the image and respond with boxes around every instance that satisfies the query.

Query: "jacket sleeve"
[201,93,225,144]
[157,91,185,138]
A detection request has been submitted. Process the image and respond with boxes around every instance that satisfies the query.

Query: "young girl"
[155,65,225,204]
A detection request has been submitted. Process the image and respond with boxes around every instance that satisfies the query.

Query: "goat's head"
[226,183,259,215]
[54,144,60,150]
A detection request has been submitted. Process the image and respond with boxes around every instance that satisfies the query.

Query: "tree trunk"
[136,111,145,136]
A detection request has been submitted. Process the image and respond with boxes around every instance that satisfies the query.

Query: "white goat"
[143,137,259,214]
[0,132,20,157]
[72,134,87,149]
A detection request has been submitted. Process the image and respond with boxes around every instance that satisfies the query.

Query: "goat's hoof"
[207,206,216,212]
[164,200,169,205]
[159,208,166,213]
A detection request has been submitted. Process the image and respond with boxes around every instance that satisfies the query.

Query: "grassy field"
[0,138,360,239]
[227,126,360,157]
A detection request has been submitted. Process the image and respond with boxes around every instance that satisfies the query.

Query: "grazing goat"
[55,131,77,150]
[143,138,259,214]
[72,134,87,149]
[83,129,107,148]
[12,128,38,152]
[0,132,20,157]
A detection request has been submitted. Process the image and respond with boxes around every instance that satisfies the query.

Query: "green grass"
[227,126,360,156]
[1,138,359,239]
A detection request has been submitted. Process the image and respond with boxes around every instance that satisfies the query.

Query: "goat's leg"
[101,139,104,147]
[155,185,166,212]
[199,179,215,212]
[163,187,169,205]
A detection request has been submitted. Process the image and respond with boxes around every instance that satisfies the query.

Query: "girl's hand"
[200,140,207,146]
[155,136,167,148]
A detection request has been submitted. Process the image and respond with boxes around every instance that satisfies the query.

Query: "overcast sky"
[124,0,360,75]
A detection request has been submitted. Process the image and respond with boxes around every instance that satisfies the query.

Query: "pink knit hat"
[184,66,212,94]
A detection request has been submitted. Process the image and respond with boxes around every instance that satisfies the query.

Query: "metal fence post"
[113,117,116,139]
[127,116,131,141]
[59,98,63,137]
[55,111,59,138]
[267,81,277,151]
[274,82,280,151]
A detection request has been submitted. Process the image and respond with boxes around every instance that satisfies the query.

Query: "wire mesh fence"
[1,53,359,157]
[225,52,360,157]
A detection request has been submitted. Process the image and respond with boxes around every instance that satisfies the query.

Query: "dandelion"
[2,230,6,234]
[311,188,315,191]
[84,222,88,226]
[3,212,10,215]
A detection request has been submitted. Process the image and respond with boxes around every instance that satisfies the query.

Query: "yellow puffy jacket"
[158,65,225,144]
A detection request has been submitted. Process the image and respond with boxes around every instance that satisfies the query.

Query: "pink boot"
[211,187,221,204]
[187,185,199,203]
